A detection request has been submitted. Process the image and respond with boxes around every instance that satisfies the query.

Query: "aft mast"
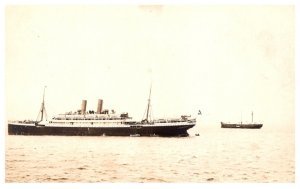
[36,86,48,123]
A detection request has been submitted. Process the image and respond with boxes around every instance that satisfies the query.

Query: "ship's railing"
[8,120,36,124]
[52,114,129,121]
[152,117,194,123]
[48,120,129,127]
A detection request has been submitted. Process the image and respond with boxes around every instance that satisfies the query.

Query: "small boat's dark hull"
[8,123,194,137]
[221,122,263,129]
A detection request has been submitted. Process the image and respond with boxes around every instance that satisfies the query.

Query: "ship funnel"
[81,100,87,115]
[97,99,103,114]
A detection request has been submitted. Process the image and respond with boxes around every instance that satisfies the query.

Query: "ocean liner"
[221,112,263,129]
[8,87,196,137]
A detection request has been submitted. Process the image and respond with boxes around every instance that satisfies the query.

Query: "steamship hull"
[8,123,194,137]
[221,122,263,129]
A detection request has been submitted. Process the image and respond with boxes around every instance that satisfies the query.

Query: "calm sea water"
[5,126,295,183]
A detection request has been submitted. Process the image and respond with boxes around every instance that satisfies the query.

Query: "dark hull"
[221,122,263,129]
[8,123,194,137]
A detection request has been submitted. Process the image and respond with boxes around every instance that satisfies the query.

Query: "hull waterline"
[8,123,194,137]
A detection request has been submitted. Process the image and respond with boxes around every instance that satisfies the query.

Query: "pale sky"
[5,5,295,129]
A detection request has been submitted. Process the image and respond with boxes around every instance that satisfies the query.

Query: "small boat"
[221,112,263,129]
[221,122,263,129]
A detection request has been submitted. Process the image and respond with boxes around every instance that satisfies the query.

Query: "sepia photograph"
[3,1,297,185]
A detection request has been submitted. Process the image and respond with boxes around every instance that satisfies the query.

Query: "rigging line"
[143,106,147,121]
[36,86,48,122]
[150,104,154,122]
[145,84,152,122]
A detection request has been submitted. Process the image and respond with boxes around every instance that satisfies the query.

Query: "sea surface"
[5,126,295,183]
